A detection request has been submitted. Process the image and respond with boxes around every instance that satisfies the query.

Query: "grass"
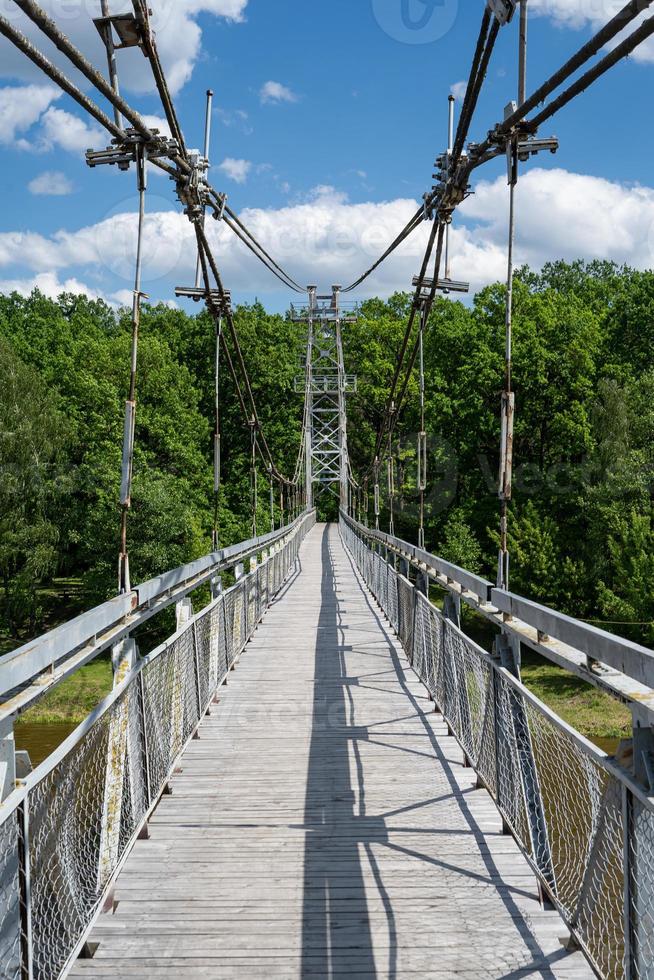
[16,657,113,727]
[520,650,631,744]
[461,605,631,748]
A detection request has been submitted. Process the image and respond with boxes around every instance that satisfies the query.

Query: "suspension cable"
[131,0,188,157]
[0,15,123,140]
[212,313,222,551]
[118,145,147,594]
[417,302,427,551]
[222,202,304,292]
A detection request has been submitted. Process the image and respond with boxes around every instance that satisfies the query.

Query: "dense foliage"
[1,259,652,646]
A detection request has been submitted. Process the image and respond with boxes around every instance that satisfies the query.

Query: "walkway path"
[71,523,593,979]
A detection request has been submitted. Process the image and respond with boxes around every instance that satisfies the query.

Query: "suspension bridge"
[1,1,654,977]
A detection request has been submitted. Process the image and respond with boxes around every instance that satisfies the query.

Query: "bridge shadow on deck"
[300,525,577,980]
[301,525,380,977]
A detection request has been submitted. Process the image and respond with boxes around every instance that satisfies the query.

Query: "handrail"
[341,512,654,721]
[0,511,315,722]
[0,509,316,980]
[340,514,654,979]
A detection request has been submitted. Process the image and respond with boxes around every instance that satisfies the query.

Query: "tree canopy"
[0,259,652,646]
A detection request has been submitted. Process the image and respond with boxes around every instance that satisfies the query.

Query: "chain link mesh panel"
[0,512,315,980]
[0,807,22,980]
[630,796,654,978]
[340,515,653,980]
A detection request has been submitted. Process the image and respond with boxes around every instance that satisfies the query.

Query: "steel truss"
[291,287,357,510]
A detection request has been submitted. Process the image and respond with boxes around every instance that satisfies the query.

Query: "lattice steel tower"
[293,286,357,512]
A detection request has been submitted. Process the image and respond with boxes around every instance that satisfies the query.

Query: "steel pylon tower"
[293,286,357,512]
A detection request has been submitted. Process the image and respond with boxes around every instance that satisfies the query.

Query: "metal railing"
[341,513,654,980]
[0,510,315,980]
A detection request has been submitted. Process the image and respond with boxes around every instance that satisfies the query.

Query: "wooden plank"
[69,524,593,980]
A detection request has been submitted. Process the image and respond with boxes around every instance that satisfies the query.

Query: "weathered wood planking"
[70,524,594,980]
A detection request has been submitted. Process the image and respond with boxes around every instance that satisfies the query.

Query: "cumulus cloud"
[260,81,299,105]
[218,157,252,183]
[28,171,74,196]
[0,271,105,301]
[1,169,654,303]
[39,107,104,153]
[0,85,61,144]
[0,0,249,96]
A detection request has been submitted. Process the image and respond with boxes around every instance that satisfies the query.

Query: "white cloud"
[0,1,249,96]
[28,170,74,196]
[0,85,60,143]
[260,81,299,105]
[0,271,104,301]
[39,107,104,153]
[140,115,173,139]
[450,81,467,103]
[218,157,252,183]
[531,0,654,62]
[2,169,654,303]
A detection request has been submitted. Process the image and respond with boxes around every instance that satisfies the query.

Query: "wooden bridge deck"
[71,523,593,979]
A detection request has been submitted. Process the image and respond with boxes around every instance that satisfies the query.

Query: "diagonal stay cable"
[131,0,188,158]
[0,15,124,140]
[194,222,295,485]
[11,0,190,172]
[527,12,654,131]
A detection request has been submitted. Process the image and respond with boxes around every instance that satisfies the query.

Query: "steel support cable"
[195,222,296,487]
[222,213,304,292]
[417,302,427,550]
[527,13,654,131]
[0,15,124,140]
[131,0,187,157]
[451,13,499,166]
[475,0,653,156]
[118,145,147,594]
[212,311,222,551]
[11,0,190,172]
[451,8,491,156]
[222,202,304,292]
[250,423,258,537]
[389,221,446,444]
[341,206,425,293]
[341,10,495,296]
[195,224,252,431]
[365,215,441,478]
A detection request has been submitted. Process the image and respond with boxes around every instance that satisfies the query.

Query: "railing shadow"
[339,536,573,979]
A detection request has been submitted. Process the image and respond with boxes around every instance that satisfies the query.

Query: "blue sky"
[1,0,653,311]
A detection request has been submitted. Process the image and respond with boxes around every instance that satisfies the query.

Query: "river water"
[15,722,78,768]
[14,721,621,773]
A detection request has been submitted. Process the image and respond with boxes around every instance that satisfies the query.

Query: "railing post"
[0,716,16,803]
[443,592,461,630]
[176,597,193,631]
[136,670,152,809]
[631,707,654,791]
[626,706,654,978]
[98,637,138,891]
[18,798,34,980]
[210,574,222,601]
[497,632,556,897]
[622,783,634,978]
[192,621,203,724]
